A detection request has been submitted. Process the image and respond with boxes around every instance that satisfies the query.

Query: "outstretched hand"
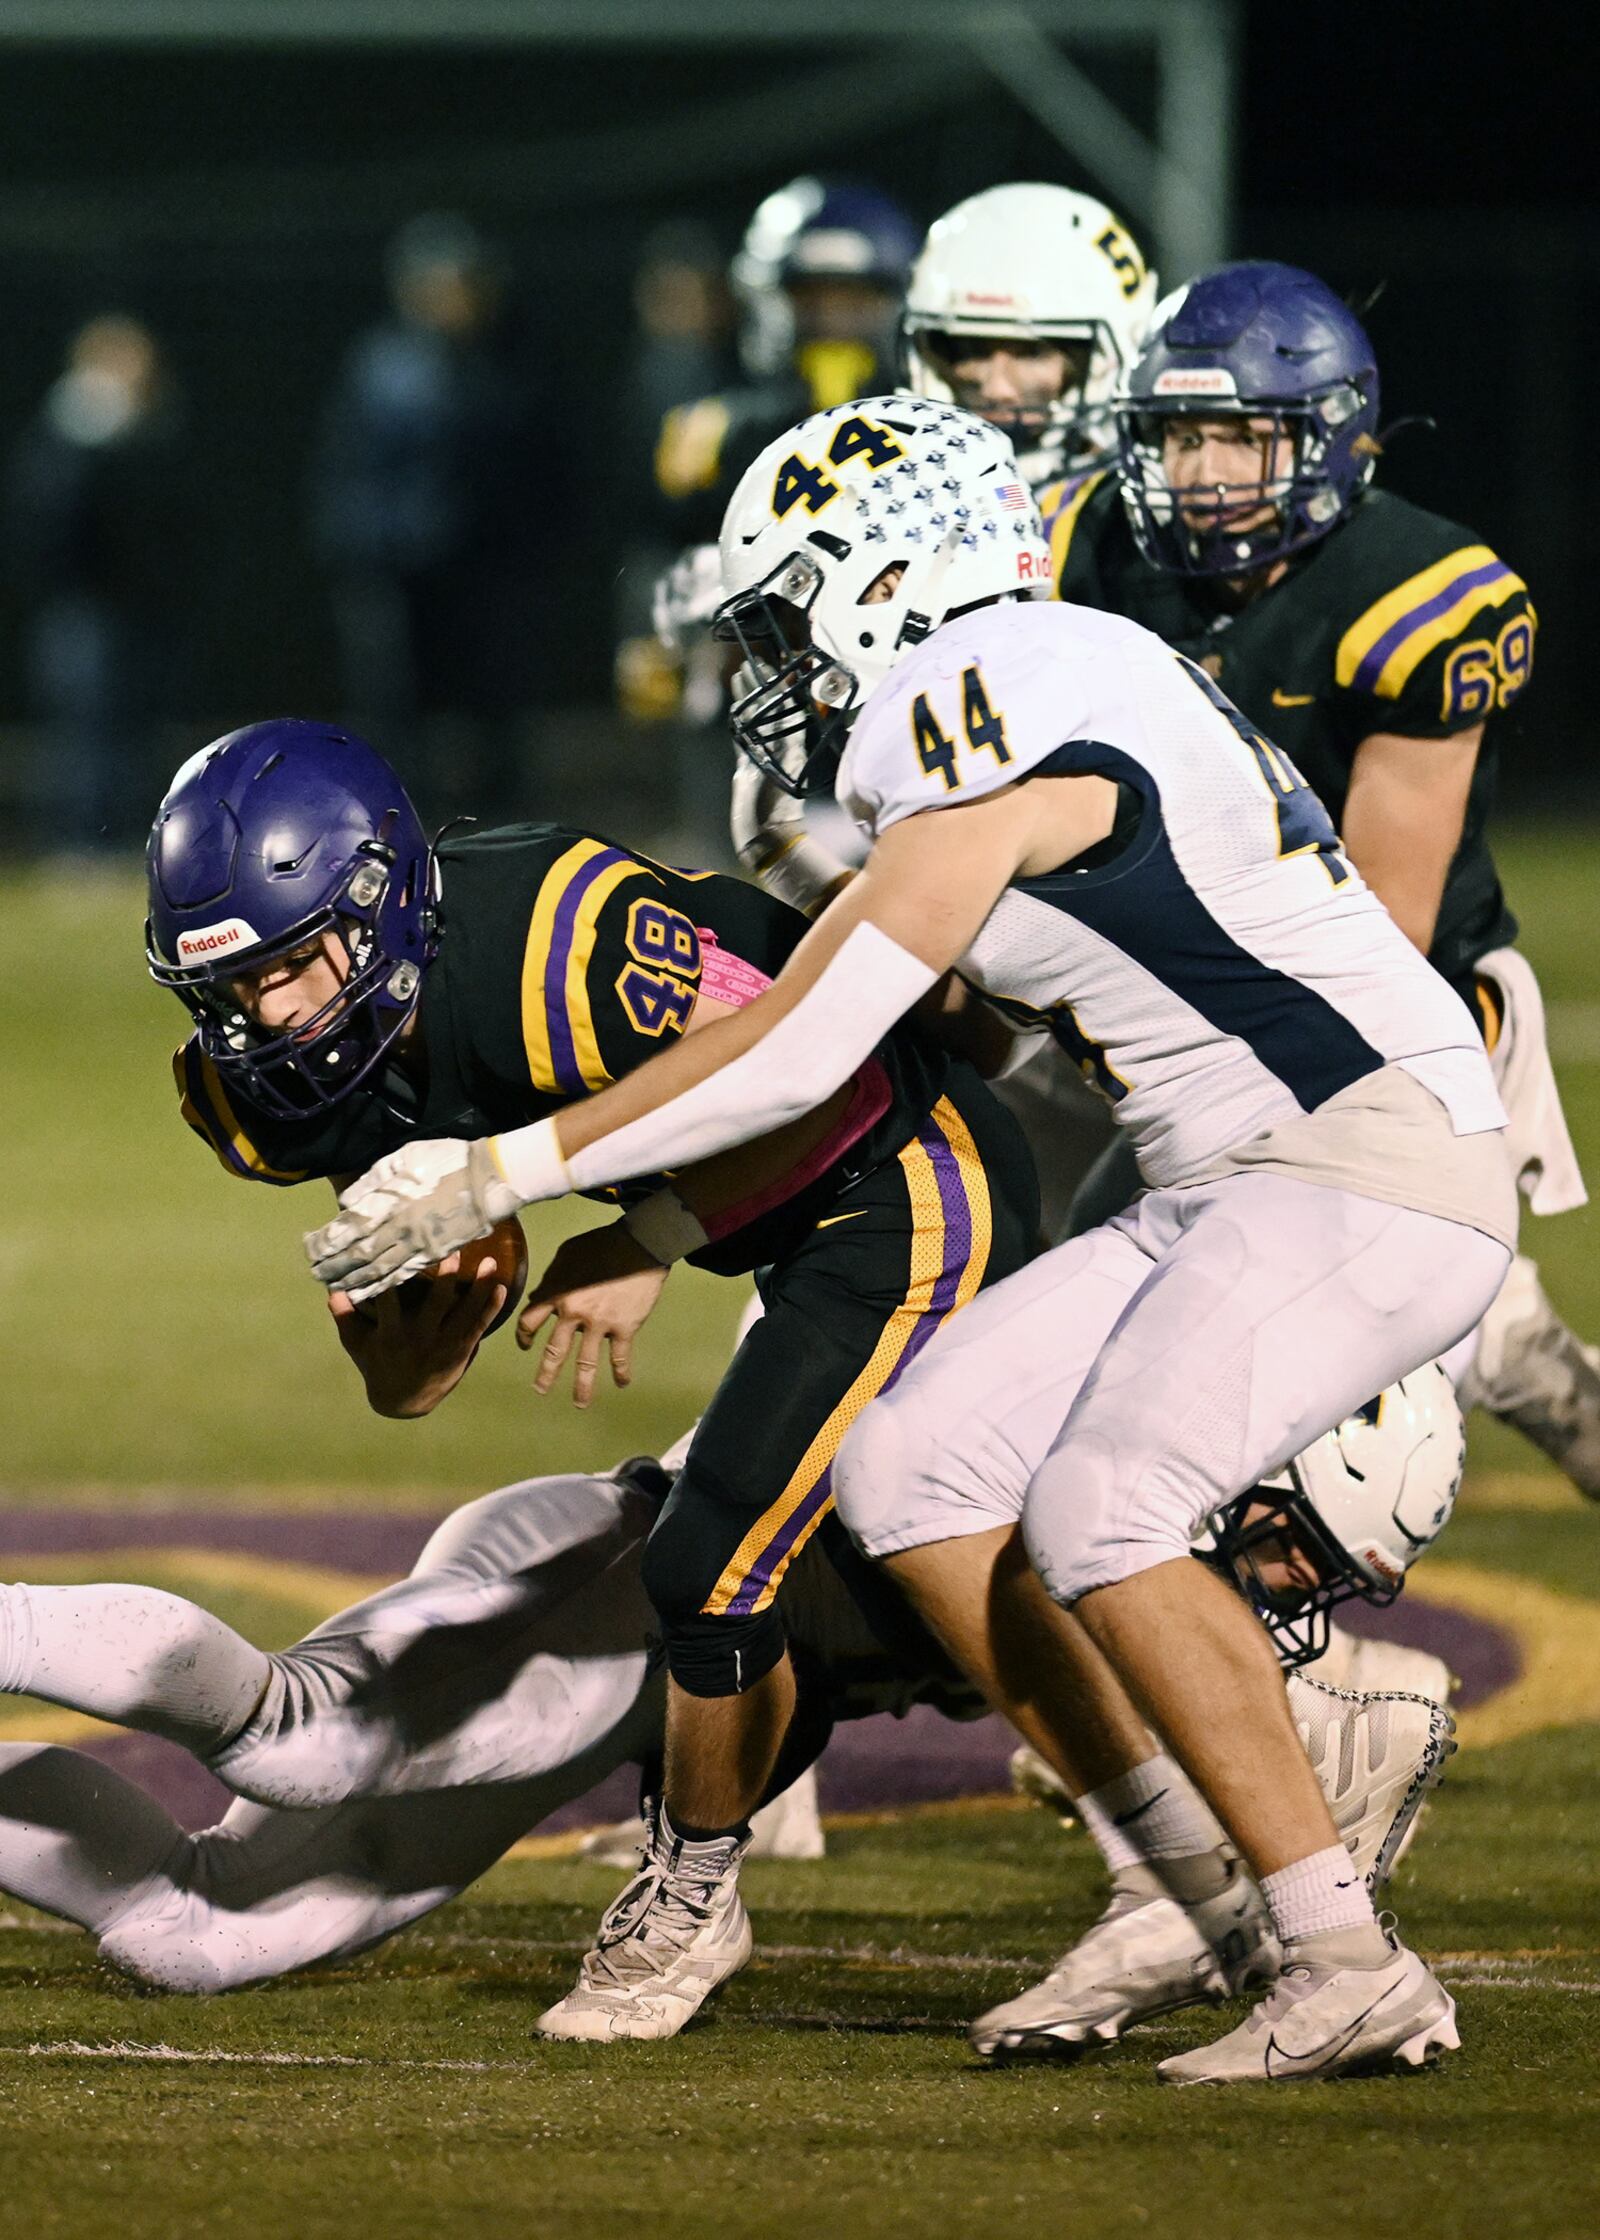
[518,1223,671,1409]
[328,1244,511,1418]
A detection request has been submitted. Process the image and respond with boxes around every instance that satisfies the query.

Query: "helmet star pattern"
[714,394,1051,795]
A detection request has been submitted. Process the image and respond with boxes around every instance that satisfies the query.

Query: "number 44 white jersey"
[836,598,1506,1190]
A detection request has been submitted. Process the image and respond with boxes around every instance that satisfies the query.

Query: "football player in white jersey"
[307,398,1513,2082]
[901,182,1156,490]
[0,1409,1449,2001]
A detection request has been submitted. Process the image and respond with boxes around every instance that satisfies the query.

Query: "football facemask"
[146,720,439,1121]
[1115,261,1380,578]
[715,396,1051,797]
[902,183,1157,482]
[1201,1363,1464,1669]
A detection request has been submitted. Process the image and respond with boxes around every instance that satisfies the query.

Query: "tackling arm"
[307,782,1116,1297]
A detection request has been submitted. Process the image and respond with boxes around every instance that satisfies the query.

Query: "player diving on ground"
[0,1374,1457,2000]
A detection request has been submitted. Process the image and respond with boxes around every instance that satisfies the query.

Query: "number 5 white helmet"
[1201,1361,1465,1669]
[714,394,1050,796]
[902,183,1158,481]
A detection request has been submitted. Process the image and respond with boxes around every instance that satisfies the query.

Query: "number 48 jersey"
[836,598,1505,1189]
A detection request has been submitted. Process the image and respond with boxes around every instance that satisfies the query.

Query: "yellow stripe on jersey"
[519,839,656,1097]
[1335,544,1527,701]
[172,1044,307,1184]
[1037,466,1110,593]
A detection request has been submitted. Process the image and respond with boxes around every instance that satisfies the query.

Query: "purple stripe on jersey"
[1351,559,1514,695]
[542,847,628,1096]
[723,1462,842,1618]
[720,1113,976,1619]
[895,1116,973,1380]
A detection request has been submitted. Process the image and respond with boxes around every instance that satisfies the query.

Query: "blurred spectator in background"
[6,314,192,858]
[627,178,918,849]
[614,222,736,741]
[311,213,546,823]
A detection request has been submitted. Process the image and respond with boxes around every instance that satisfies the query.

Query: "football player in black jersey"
[1037,261,1600,1499]
[147,718,1037,2039]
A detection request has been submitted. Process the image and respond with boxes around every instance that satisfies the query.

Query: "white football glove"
[729,755,849,918]
[651,543,725,650]
[305,1137,524,1303]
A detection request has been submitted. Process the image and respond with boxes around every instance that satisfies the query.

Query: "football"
[363,1213,529,1332]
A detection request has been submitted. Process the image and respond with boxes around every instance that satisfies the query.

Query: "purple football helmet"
[1115,261,1380,577]
[734,177,920,376]
[146,719,439,1120]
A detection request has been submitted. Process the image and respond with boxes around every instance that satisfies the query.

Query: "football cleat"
[1007,1742,1079,1829]
[1303,1624,1454,1708]
[969,1860,1280,2062]
[1288,1672,1456,1888]
[578,1766,825,1868]
[536,1807,753,2043]
[1157,1934,1459,2085]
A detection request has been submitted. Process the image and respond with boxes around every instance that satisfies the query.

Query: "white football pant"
[835,1173,1510,1604]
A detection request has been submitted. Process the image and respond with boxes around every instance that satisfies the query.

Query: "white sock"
[1076,1753,1231,1875]
[0,1580,269,1754]
[1261,1843,1377,1941]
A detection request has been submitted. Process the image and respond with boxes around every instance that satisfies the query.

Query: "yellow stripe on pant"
[703,1096,993,1621]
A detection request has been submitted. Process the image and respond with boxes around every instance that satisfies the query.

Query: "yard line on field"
[399,1930,1009,1971]
[4,2040,522,2072]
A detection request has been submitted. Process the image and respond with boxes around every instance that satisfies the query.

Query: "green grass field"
[2,834,1599,2236]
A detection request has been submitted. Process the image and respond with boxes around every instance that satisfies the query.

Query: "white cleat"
[1157,1936,1460,2085]
[1008,1743,1079,1829]
[970,1861,1280,2062]
[579,1765,826,1867]
[1289,1671,1456,1888]
[1304,1622,1454,1708]
[537,1810,753,2043]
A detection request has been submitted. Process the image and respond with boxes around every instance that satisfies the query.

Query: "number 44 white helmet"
[715,394,1051,797]
[1200,1362,1465,1669]
[902,183,1158,480]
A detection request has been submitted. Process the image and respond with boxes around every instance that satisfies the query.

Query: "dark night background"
[0,3,1591,806]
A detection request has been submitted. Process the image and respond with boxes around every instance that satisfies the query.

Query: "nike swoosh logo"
[817,1209,870,1229]
[1271,688,1315,708]
[1112,1789,1167,1827]
[1265,1984,1392,2076]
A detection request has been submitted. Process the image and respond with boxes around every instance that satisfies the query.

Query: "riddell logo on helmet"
[961,292,1019,308]
[1362,1546,1405,1589]
[176,917,261,962]
[1153,368,1239,396]
[1016,550,1048,579]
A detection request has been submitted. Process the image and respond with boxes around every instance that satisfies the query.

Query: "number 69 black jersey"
[1039,470,1534,1001]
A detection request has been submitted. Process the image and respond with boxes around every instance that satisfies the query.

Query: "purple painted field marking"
[0,1510,1523,1831]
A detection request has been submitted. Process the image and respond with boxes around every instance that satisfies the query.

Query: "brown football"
[364,1214,529,1332]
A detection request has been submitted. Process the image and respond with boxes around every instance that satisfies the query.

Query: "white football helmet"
[1202,1362,1465,1668]
[714,394,1050,796]
[902,183,1158,481]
